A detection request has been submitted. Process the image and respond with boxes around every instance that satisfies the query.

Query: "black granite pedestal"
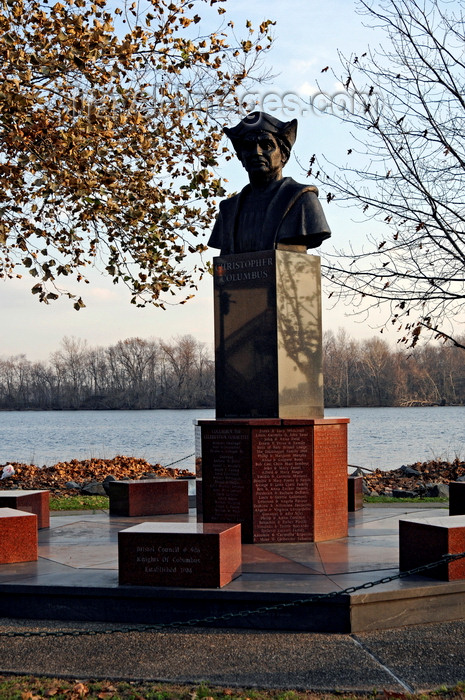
[213,250,323,419]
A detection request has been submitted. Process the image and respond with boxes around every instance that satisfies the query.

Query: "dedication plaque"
[252,427,313,542]
[118,522,242,588]
[201,423,253,540]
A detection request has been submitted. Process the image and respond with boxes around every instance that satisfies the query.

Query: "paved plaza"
[0,504,464,692]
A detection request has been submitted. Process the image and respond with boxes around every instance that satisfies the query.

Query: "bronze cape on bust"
[208,111,331,255]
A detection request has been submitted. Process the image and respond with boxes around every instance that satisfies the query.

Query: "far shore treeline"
[1,331,465,410]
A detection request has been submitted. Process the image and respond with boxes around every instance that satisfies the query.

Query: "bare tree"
[50,337,91,408]
[107,338,160,408]
[323,329,361,406]
[160,335,213,407]
[358,337,396,405]
[313,0,465,348]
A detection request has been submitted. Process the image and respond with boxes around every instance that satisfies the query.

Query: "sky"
[0,0,392,361]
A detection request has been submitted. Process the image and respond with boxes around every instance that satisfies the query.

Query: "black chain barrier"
[162,453,195,469]
[0,550,464,639]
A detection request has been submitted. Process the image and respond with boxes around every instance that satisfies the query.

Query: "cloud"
[297,81,319,97]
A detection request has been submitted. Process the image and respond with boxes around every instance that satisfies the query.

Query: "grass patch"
[49,494,109,511]
[0,677,464,700]
[49,494,450,511]
[364,495,448,504]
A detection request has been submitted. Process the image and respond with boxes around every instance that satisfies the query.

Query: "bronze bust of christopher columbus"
[208,111,331,255]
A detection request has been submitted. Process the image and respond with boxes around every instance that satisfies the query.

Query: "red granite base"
[449,482,465,516]
[0,490,50,529]
[348,476,363,512]
[0,508,38,563]
[118,522,241,588]
[399,515,465,581]
[198,418,349,543]
[108,479,189,517]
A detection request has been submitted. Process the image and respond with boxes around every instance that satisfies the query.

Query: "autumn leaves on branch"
[0,0,273,308]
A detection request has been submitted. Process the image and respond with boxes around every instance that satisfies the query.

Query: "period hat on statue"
[224,111,298,163]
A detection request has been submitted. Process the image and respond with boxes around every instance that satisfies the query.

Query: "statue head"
[224,112,298,184]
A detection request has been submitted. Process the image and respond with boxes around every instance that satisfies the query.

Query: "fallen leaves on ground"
[1,455,463,498]
[0,455,194,494]
[362,458,465,494]
[2,674,465,700]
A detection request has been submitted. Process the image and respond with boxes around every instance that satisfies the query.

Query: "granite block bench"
[0,508,38,563]
[348,476,363,511]
[118,522,241,588]
[399,514,465,581]
[0,489,50,528]
[108,478,189,517]
[449,481,465,516]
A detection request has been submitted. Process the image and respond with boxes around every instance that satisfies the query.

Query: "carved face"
[237,131,285,179]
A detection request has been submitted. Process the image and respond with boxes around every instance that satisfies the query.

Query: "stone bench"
[399,515,465,581]
[449,481,465,516]
[348,476,363,511]
[0,490,50,528]
[108,478,189,517]
[118,522,241,588]
[0,508,38,564]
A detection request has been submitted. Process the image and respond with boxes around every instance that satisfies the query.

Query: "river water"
[0,406,463,472]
